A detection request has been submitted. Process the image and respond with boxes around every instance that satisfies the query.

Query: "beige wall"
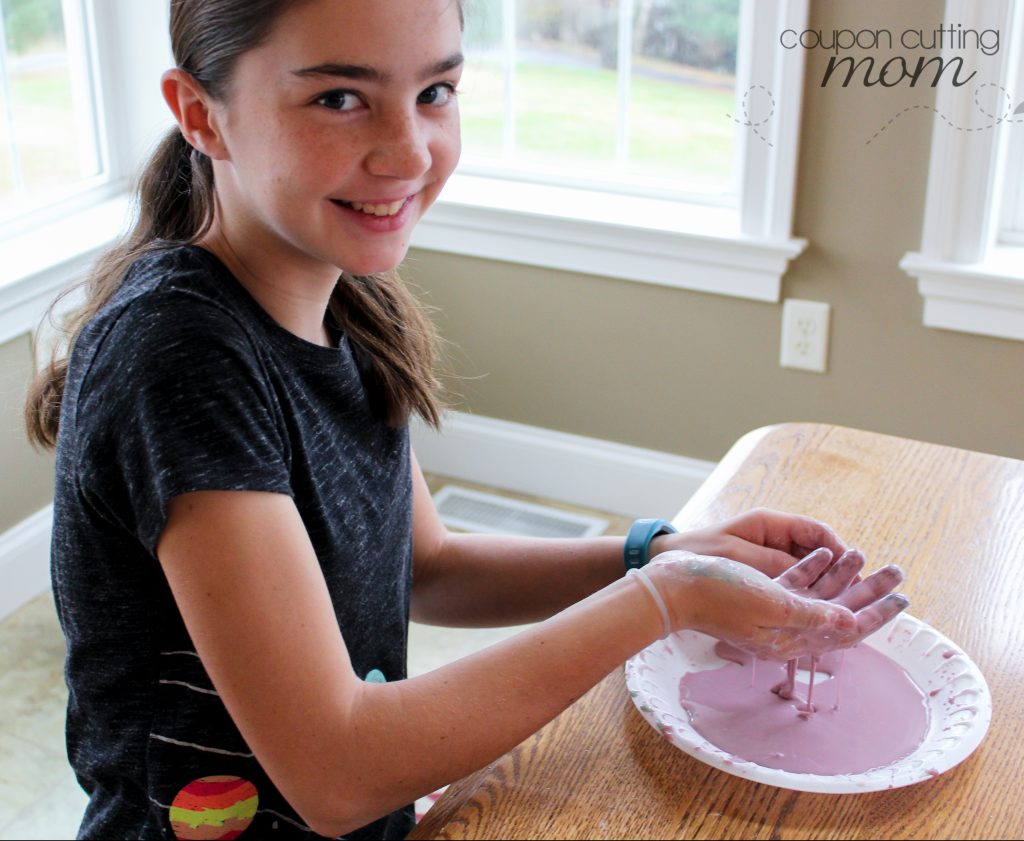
[404,0,1024,464]
[1,0,1022,535]
[0,334,55,532]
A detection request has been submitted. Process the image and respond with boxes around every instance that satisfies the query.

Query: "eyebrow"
[290,53,464,84]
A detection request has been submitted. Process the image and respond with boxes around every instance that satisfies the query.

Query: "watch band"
[623,518,678,571]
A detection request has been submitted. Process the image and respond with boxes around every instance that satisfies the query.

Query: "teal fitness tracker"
[623,518,678,571]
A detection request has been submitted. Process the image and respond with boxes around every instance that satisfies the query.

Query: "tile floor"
[0,474,631,839]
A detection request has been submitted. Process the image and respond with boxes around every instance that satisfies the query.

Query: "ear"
[161,68,230,161]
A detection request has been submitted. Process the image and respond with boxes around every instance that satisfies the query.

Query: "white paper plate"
[624,613,991,793]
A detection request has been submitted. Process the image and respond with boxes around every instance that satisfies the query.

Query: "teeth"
[347,199,405,217]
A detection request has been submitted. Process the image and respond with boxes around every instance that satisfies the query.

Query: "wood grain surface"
[408,424,1024,840]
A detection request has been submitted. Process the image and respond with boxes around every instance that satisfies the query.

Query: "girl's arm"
[410,453,624,626]
[159,490,661,836]
[158,489,847,838]
[410,452,850,627]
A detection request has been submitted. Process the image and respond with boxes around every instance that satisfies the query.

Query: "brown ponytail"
[26,0,449,449]
[330,272,443,429]
[25,127,216,450]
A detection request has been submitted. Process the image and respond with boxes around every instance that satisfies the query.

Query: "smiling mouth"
[332,198,409,217]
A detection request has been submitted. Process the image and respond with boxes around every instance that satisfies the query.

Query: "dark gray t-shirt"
[51,245,414,839]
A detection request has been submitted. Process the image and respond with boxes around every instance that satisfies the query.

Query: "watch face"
[624,519,676,569]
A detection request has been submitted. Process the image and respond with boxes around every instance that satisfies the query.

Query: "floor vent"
[432,485,609,539]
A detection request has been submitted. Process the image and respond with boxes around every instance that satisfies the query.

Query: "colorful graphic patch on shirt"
[169,776,258,840]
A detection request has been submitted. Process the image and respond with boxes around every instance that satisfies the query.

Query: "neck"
[199,219,340,349]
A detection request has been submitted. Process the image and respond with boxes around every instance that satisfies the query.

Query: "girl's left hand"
[647,547,908,660]
[764,545,909,658]
[651,508,848,578]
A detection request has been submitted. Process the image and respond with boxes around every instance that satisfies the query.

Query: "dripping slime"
[678,642,929,775]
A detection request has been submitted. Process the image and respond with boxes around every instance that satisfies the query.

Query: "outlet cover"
[780,299,830,373]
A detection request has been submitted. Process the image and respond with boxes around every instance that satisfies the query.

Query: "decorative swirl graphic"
[727,85,776,148]
[866,83,1024,145]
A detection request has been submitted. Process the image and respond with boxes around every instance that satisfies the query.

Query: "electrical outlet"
[780,299,830,373]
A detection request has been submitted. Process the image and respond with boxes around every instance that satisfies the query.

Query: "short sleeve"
[75,290,293,556]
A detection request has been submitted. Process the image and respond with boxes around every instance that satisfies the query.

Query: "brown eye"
[315,90,359,111]
[418,84,456,106]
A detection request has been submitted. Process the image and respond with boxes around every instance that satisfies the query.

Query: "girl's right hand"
[644,549,907,660]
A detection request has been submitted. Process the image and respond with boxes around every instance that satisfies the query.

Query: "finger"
[808,549,865,600]
[775,547,833,592]
[740,545,806,578]
[772,511,848,559]
[780,594,857,634]
[853,592,910,638]
[834,564,905,612]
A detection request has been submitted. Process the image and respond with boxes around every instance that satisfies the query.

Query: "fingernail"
[882,564,906,583]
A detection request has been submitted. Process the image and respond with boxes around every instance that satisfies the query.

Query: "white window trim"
[411,0,810,303]
[1000,15,1024,246]
[0,0,172,346]
[0,194,129,347]
[900,0,1024,342]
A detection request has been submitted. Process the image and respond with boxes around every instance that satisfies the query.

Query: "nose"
[364,109,432,180]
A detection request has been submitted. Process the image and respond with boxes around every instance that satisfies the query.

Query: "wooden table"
[409,423,1024,840]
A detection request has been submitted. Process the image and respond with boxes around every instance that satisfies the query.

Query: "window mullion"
[502,0,516,157]
[997,2,1024,245]
[0,4,25,191]
[62,0,98,179]
[1000,126,1023,243]
[616,0,635,166]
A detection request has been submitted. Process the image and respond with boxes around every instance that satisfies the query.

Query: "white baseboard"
[412,412,715,520]
[0,505,53,622]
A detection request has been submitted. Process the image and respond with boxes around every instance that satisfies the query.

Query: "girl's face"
[211,0,463,278]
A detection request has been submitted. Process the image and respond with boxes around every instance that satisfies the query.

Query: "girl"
[26,1,907,839]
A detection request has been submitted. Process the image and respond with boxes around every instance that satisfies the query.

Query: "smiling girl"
[25,1,906,839]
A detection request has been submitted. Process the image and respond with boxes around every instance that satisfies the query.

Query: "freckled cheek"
[309,123,367,163]
[432,126,462,179]
[447,134,463,170]
[444,113,462,157]
[271,132,357,190]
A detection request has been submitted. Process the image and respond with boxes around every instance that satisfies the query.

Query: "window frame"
[900,0,1024,342]
[1,0,813,346]
[410,0,811,303]
[0,0,118,238]
[0,0,172,346]
[999,41,1024,246]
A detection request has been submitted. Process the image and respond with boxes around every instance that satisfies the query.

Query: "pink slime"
[678,642,929,775]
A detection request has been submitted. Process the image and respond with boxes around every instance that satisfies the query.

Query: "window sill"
[900,247,1024,342]
[410,174,807,303]
[0,192,131,346]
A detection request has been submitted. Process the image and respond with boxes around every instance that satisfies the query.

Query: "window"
[900,0,1024,342]
[0,0,103,228]
[0,0,171,348]
[412,0,812,303]
[460,0,742,205]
